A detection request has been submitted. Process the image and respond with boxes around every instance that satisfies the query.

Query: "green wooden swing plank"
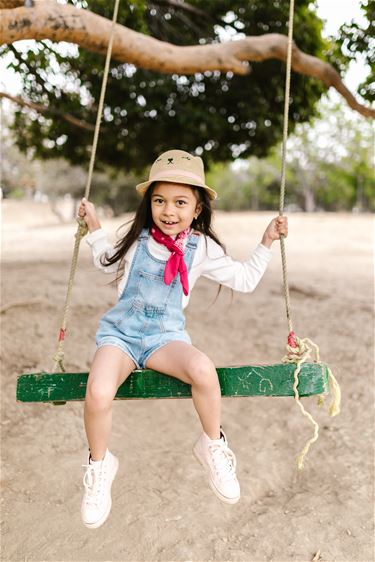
[16,363,329,403]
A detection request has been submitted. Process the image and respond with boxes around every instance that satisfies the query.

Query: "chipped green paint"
[16,363,329,403]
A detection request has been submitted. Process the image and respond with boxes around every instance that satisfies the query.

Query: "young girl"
[79,149,288,529]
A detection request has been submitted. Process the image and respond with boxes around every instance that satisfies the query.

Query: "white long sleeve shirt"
[86,228,272,308]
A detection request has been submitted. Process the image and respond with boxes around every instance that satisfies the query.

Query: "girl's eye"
[176,200,187,206]
[153,198,164,204]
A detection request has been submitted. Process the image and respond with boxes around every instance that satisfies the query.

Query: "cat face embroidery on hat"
[155,152,192,166]
[135,149,218,200]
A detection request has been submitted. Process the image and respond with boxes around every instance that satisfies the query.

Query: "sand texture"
[1,201,374,562]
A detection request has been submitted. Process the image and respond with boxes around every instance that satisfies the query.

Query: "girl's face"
[151,182,201,236]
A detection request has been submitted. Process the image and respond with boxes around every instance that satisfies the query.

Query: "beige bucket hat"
[135,149,217,200]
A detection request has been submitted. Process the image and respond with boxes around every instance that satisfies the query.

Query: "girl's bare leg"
[84,346,136,461]
[145,341,221,440]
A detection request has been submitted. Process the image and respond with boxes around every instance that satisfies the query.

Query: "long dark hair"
[102,183,226,278]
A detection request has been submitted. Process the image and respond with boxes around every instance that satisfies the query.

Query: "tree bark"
[0,0,373,118]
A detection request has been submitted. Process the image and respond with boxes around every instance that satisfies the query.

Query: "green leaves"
[328,0,374,102]
[4,0,348,173]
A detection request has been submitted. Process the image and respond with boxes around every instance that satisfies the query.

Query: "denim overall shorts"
[95,228,199,368]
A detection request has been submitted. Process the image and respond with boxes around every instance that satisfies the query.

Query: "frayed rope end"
[296,454,305,471]
[328,368,341,417]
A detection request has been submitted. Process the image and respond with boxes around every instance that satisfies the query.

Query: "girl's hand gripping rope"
[261,216,288,248]
[78,198,102,233]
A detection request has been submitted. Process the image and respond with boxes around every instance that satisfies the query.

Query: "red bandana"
[150,224,191,295]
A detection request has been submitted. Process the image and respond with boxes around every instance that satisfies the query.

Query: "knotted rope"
[283,332,341,469]
[52,0,121,372]
[278,0,341,469]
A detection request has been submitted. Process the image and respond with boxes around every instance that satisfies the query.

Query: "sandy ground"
[1,200,374,562]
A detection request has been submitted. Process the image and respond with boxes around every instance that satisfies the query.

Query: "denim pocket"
[137,270,173,308]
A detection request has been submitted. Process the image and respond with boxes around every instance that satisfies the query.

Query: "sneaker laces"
[208,442,237,482]
[82,462,108,507]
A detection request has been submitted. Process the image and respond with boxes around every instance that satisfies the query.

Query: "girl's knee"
[85,379,116,410]
[188,355,217,388]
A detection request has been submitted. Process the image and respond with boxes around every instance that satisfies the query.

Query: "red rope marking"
[58,328,66,342]
[288,330,298,348]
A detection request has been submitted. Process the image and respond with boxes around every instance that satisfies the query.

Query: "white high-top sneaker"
[193,429,240,504]
[81,448,119,529]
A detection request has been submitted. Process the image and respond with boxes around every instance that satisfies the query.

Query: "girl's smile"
[151,182,201,236]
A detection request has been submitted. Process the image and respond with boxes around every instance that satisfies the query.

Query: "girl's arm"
[200,216,288,293]
[86,230,118,274]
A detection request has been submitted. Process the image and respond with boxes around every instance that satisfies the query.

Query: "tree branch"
[0,1,373,118]
[0,91,98,131]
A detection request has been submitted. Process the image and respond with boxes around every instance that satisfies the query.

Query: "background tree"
[3,95,373,213]
[207,97,374,213]
[1,0,346,170]
[333,0,374,103]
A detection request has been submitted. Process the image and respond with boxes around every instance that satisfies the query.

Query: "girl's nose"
[163,203,175,215]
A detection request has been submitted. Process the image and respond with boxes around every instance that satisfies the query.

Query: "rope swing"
[17,0,341,470]
[278,0,341,469]
[52,0,121,373]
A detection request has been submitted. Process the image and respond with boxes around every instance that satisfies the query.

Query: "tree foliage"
[4,0,330,170]
[207,98,375,213]
[4,95,372,213]
[333,0,374,103]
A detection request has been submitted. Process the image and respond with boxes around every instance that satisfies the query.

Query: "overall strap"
[186,231,200,250]
[139,228,149,241]
[183,231,200,275]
